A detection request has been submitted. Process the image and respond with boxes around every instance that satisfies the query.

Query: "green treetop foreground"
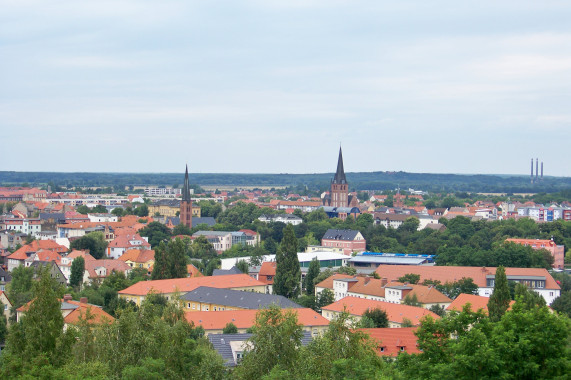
[1,268,570,379]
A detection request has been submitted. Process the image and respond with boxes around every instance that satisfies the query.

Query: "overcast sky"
[2,1,570,176]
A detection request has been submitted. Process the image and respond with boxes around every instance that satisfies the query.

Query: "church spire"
[333,146,347,184]
[182,164,191,202]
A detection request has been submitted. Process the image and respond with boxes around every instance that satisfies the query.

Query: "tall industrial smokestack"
[536,158,539,182]
[531,158,534,183]
[541,162,544,180]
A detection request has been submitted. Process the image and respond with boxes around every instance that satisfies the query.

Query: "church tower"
[180,165,193,228]
[329,147,349,208]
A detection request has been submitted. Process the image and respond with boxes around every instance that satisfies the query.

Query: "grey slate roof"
[193,217,216,226]
[208,331,313,367]
[212,266,243,276]
[181,286,302,310]
[322,229,360,241]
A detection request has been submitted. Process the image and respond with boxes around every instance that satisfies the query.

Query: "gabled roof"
[119,274,266,296]
[187,264,203,277]
[395,284,451,304]
[85,259,131,278]
[360,327,420,357]
[315,273,355,289]
[322,296,438,325]
[446,293,515,314]
[108,233,151,249]
[374,265,560,290]
[117,249,155,264]
[64,304,114,325]
[7,240,68,260]
[185,308,329,330]
[65,250,95,262]
[322,229,361,241]
[33,250,62,265]
[181,286,302,309]
[259,261,276,277]
[213,266,243,276]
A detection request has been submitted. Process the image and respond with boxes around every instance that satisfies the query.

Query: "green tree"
[233,305,303,379]
[487,266,511,322]
[151,241,169,280]
[223,322,238,334]
[0,313,7,344]
[138,222,172,248]
[316,289,335,309]
[273,225,301,299]
[362,308,389,328]
[167,238,188,279]
[398,273,421,284]
[172,223,192,236]
[69,256,85,288]
[304,257,320,296]
[551,292,571,317]
[7,265,34,318]
[236,259,249,274]
[403,293,421,307]
[70,231,108,259]
[3,267,72,373]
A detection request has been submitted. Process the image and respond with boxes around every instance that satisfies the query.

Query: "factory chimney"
[531,158,534,183]
[536,158,539,182]
[541,162,544,180]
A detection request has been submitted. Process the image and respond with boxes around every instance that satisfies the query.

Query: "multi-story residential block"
[322,296,439,327]
[321,229,366,255]
[374,264,561,305]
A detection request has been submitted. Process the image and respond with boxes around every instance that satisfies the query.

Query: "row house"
[2,218,42,236]
[106,233,151,259]
[188,308,329,337]
[374,264,561,305]
[321,229,366,255]
[6,240,67,272]
[257,214,303,225]
[321,296,439,328]
[59,250,95,282]
[315,274,451,309]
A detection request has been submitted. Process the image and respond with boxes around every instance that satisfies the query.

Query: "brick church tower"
[180,165,193,228]
[322,147,357,208]
[330,147,348,207]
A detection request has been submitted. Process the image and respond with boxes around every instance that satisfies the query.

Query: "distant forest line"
[2,171,571,193]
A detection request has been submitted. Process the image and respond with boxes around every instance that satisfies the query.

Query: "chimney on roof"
[64,294,72,301]
[80,297,88,304]
[381,278,388,287]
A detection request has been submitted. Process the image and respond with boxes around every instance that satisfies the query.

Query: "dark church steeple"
[332,146,347,184]
[180,165,193,228]
[182,164,191,202]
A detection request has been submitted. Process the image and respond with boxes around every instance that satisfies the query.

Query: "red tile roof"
[85,259,131,279]
[322,296,439,326]
[117,249,155,263]
[184,308,329,330]
[187,264,204,277]
[446,293,515,314]
[360,327,421,356]
[259,261,276,276]
[8,240,68,260]
[119,274,266,296]
[64,303,114,325]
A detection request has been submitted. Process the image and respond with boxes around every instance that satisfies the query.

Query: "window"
[380,347,385,352]
[399,346,405,352]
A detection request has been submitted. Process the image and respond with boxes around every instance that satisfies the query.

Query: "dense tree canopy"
[273,225,301,299]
